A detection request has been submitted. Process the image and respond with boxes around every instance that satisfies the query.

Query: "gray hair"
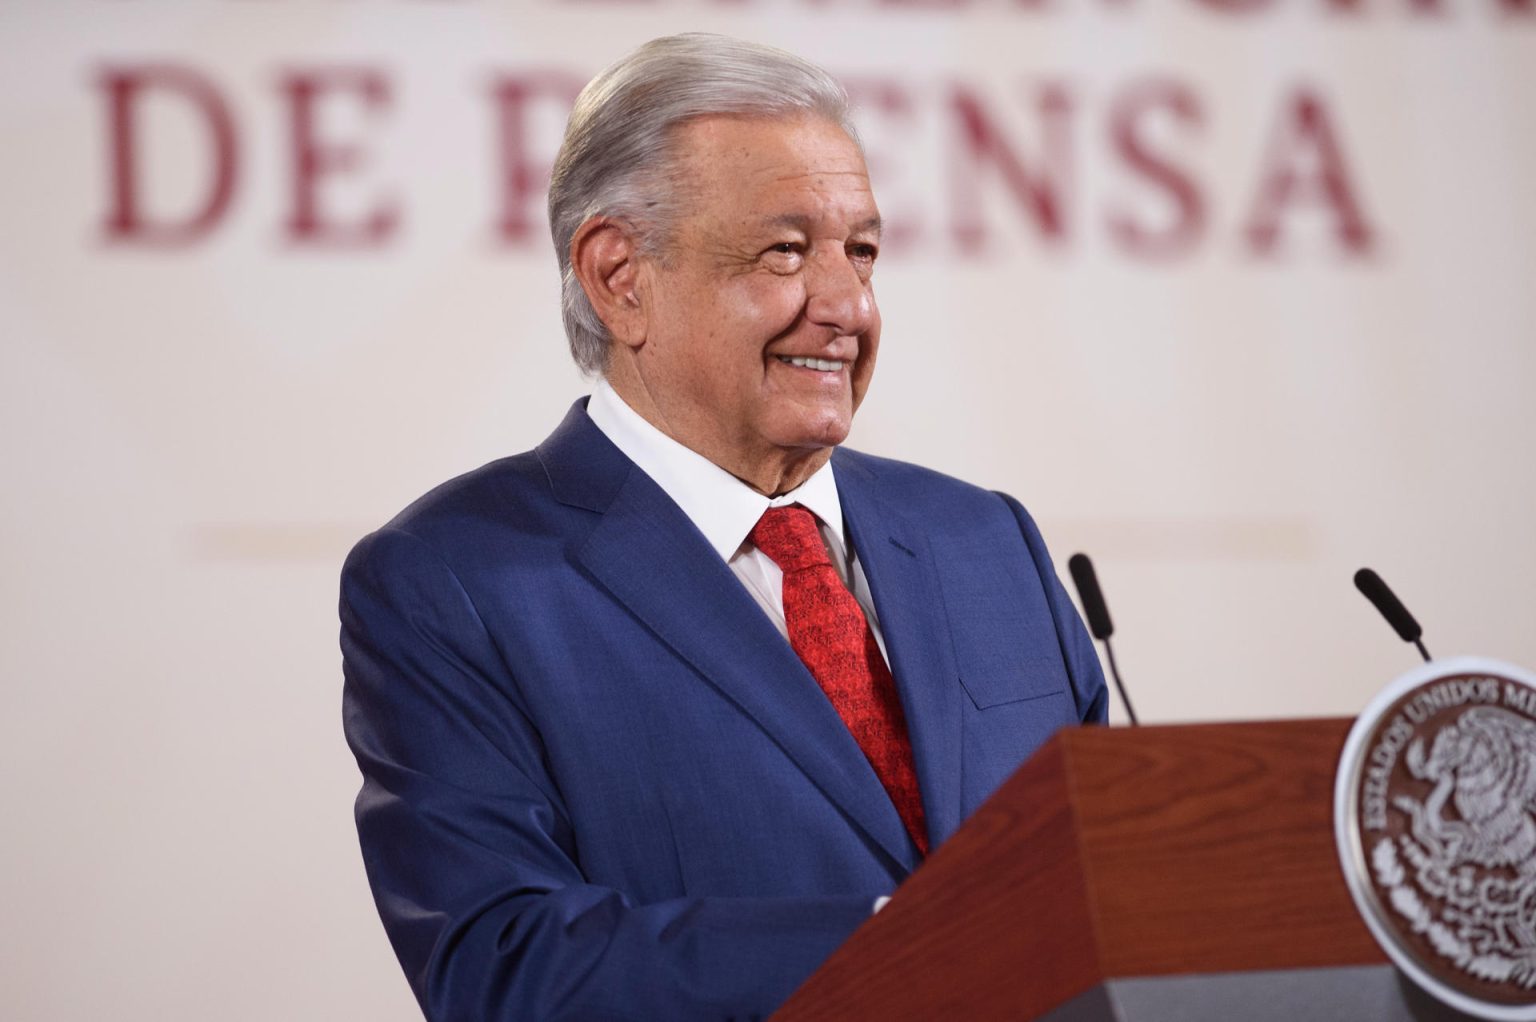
[548,33,859,375]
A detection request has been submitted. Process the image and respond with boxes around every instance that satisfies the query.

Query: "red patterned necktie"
[750,505,928,856]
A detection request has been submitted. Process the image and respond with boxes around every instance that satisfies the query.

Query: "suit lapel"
[538,403,918,871]
[834,451,965,849]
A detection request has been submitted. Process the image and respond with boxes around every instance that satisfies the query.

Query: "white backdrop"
[2,2,1533,1018]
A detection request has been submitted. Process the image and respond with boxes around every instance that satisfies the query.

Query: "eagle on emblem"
[1375,705,1536,988]
[1399,707,1536,871]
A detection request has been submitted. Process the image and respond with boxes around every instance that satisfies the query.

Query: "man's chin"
[769,413,853,453]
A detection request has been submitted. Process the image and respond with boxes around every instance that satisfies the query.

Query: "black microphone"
[1068,553,1139,725]
[1353,567,1432,663]
[1069,552,1113,641]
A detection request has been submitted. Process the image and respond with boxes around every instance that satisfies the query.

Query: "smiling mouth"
[775,355,846,372]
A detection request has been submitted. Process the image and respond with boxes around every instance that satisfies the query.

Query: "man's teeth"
[776,356,845,372]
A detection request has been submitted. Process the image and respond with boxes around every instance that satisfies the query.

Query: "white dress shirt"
[585,379,890,663]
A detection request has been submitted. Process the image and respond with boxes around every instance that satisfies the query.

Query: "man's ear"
[570,218,646,350]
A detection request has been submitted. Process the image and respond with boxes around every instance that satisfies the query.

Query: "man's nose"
[805,249,876,336]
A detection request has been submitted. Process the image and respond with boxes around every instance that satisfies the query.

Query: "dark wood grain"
[774,718,1385,1021]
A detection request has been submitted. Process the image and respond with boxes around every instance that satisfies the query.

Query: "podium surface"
[774,719,1464,1020]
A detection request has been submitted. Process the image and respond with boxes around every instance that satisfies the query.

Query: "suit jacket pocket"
[958,664,1066,709]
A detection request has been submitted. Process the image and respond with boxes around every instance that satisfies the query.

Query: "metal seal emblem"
[1336,656,1536,1020]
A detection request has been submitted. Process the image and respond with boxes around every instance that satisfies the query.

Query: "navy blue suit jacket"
[341,400,1107,1021]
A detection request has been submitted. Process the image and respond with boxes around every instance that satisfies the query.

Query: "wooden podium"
[774,719,1474,1021]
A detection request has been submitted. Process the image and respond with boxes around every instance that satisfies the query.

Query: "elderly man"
[341,33,1106,1021]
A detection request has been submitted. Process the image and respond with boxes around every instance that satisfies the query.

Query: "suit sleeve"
[340,527,873,1022]
[995,493,1110,724]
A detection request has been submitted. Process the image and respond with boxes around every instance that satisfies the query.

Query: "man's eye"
[768,242,800,255]
[850,243,879,263]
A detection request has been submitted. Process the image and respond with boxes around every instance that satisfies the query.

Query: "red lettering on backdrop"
[279,68,397,246]
[1106,78,1205,258]
[1244,86,1374,256]
[949,82,1072,252]
[98,65,238,246]
[92,63,1388,263]
[490,72,586,245]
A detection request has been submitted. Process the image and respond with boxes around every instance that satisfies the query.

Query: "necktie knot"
[750,505,831,574]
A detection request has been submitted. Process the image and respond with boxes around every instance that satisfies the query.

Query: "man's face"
[629,114,882,485]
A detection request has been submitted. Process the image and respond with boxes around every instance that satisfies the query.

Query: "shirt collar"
[586,378,847,562]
